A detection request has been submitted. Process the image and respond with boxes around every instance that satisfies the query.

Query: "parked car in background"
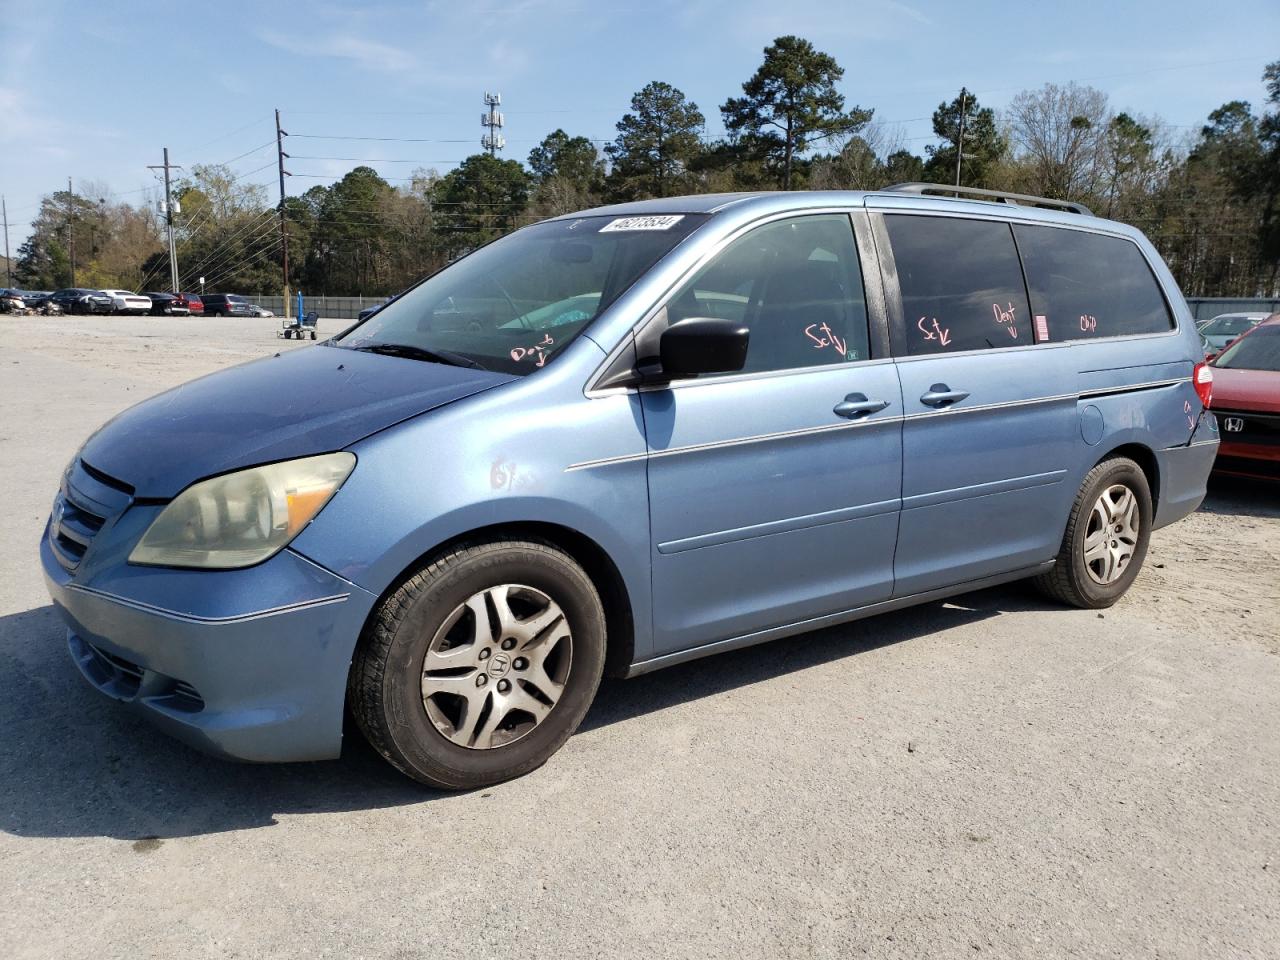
[1208,314,1280,481]
[1199,312,1268,354]
[19,291,61,314]
[358,296,395,323]
[0,289,27,314]
[42,186,1219,789]
[180,293,204,316]
[200,293,253,317]
[145,293,190,316]
[50,288,113,314]
[100,289,153,315]
[249,304,275,318]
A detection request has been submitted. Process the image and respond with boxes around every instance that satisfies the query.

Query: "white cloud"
[881,1,933,26]
[256,28,418,74]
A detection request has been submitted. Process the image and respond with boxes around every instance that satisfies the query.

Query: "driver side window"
[664,214,870,373]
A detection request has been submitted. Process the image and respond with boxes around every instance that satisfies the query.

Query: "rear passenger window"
[884,215,1030,354]
[1013,225,1173,341]
[665,214,871,373]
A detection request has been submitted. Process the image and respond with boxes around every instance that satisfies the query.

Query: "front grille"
[1214,454,1280,481]
[1214,407,1280,447]
[50,459,133,572]
[79,459,135,495]
[51,493,105,569]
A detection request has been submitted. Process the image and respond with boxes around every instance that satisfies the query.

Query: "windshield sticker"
[1035,314,1049,342]
[992,301,1019,339]
[1079,314,1098,333]
[917,316,951,347]
[510,333,554,367]
[599,215,685,233]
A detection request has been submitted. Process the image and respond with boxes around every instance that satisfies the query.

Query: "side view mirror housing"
[656,317,750,380]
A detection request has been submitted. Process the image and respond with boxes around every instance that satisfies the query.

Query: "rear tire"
[1034,456,1152,609]
[349,539,606,789]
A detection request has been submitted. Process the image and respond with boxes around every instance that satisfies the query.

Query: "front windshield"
[1204,316,1259,336]
[336,213,707,375]
[1214,324,1280,371]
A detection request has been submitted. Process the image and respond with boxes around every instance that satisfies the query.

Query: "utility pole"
[147,148,183,292]
[67,177,76,287]
[2,195,10,287]
[954,90,968,188]
[275,109,292,319]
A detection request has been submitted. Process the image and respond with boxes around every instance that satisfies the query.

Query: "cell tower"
[481,92,505,156]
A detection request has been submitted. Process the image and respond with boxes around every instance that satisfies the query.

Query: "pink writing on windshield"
[510,333,555,367]
[1080,314,1097,333]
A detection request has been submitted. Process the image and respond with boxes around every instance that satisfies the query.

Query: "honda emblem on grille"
[1223,417,1245,433]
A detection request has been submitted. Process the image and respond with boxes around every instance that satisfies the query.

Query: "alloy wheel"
[1083,483,1140,585]
[420,584,572,750]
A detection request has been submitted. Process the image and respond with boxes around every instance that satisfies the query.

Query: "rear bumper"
[42,532,377,762]
[1153,426,1219,530]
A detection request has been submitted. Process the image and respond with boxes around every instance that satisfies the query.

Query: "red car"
[1208,313,1280,481]
[180,293,205,316]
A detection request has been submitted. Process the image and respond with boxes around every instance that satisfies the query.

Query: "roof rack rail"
[880,182,1094,217]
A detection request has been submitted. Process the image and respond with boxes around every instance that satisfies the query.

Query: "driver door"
[641,213,903,658]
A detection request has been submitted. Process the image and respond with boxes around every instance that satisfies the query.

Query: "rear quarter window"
[1013,225,1174,341]
[884,214,1031,355]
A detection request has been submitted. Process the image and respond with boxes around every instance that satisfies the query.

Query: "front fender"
[288,362,656,662]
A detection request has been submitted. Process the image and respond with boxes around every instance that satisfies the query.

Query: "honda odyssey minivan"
[42,185,1220,788]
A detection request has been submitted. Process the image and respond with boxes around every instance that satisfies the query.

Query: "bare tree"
[1006,82,1110,200]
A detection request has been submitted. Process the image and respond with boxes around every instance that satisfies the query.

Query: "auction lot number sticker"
[599,215,685,232]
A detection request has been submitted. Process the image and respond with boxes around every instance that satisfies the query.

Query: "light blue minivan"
[42,185,1220,788]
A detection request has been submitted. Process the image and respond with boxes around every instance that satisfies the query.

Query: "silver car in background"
[1199,312,1269,353]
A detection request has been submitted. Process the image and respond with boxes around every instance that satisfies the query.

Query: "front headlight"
[128,452,355,569]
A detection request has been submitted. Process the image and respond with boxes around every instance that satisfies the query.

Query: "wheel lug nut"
[476,673,488,686]
[501,638,516,651]
[513,658,527,670]
[478,648,491,660]
[497,679,510,693]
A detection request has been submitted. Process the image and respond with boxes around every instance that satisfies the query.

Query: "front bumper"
[1214,438,1280,481]
[42,531,377,762]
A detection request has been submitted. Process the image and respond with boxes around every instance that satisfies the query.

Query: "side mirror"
[658,317,750,379]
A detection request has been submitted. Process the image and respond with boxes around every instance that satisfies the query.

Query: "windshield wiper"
[347,342,486,370]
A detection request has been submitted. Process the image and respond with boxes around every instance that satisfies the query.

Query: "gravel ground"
[2,315,1278,960]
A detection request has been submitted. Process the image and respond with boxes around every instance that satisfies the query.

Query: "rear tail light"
[1193,361,1213,408]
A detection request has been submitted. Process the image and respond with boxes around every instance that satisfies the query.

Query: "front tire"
[1034,456,1152,609]
[349,539,606,789]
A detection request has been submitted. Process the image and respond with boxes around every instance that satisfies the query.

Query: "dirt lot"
[2,315,1278,959]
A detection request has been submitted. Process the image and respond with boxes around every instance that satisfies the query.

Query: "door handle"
[833,393,891,419]
[919,383,970,408]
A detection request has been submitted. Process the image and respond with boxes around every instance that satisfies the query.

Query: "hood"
[1210,365,1280,413]
[79,345,516,497]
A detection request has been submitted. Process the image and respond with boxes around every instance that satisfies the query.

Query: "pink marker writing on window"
[804,322,847,357]
[992,302,1018,339]
[510,333,555,367]
[917,316,951,347]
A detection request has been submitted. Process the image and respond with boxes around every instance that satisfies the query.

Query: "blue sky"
[1,0,1277,246]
